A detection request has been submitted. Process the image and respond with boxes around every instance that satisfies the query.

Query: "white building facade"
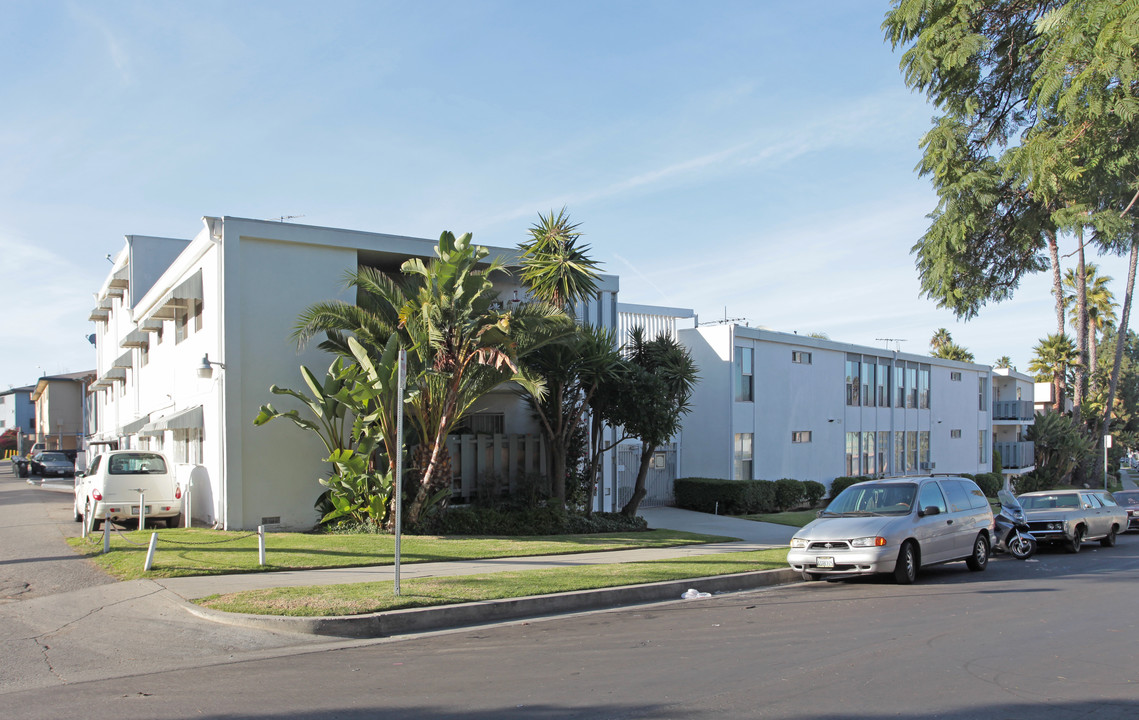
[677,325,996,488]
[992,368,1036,481]
[89,216,622,530]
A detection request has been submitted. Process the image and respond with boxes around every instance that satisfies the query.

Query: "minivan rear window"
[108,453,168,475]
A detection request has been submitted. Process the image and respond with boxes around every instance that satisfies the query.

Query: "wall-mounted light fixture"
[197,353,225,379]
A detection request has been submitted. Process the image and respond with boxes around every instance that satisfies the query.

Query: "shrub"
[1010,470,1056,494]
[972,472,1002,498]
[802,480,826,508]
[410,506,648,535]
[673,477,778,514]
[828,476,870,501]
[773,478,806,511]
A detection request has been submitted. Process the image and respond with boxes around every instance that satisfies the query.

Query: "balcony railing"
[996,440,1035,469]
[993,400,1035,422]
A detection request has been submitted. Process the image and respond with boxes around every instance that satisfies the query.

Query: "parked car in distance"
[788,476,994,585]
[29,451,75,477]
[1017,489,1128,552]
[74,450,183,530]
[1110,489,1139,532]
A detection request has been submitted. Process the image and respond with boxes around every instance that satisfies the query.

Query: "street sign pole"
[1104,435,1113,490]
[394,349,405,597]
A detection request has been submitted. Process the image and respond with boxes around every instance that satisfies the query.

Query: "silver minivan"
[788,476,994,584]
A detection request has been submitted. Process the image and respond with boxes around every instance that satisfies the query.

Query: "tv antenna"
[876,338,906,352]
[698,306,749,327]
[270,214,305,223]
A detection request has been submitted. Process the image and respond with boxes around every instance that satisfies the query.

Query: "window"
[894,362,905,407]
[918,482,948,514]
[863,431,876,475]
[458,412,505,435]
[846,357,860,406]
[950,429,962,439]
[176,306,189,344]
[907,430,917,472]
[906,365,918,409]
[734,433,753,480]
[845,432,860,475]
[735,347,754,402]
[950,371,962,381]
[878,431,889,475]
[792,431,811,443]
[919,431,930,468]
[862,359,875,407]
[792,351,812,364]
[0,420,5,428]
[979,430,988,463]
[979,377,988,411]
[894,431,904,473]
[919,365,930,409]
[876,362,890,406]
[192,298,203,332]
[174,428,203,464]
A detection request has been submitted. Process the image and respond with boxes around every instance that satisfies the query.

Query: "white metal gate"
[616,443,677,509]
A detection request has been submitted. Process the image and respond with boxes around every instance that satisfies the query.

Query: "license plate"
[130,505,152,515]
[815,556,835,568]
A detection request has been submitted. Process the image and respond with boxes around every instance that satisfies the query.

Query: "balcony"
[996,441,1035,470]
[993,400,1035,422]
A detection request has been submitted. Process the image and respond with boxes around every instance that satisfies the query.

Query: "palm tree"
[994,356,1013,370]
[1063,263,1116,389]
[295,231,564,525]
[930,328,952,353]
[517,208,602,315]
[1028,333,1079,414]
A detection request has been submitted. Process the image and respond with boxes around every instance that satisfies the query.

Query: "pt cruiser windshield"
[820,482,917,517]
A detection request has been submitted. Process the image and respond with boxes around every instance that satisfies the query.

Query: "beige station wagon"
[1017,489,1128,552]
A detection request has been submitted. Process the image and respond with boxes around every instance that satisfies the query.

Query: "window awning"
[89,307,109,321]
[140,405,203,435]
[94,367,126,387]
[120,414,150,435]
[147,270,202,321]
[112,350,133,369]
[140,318,164,333]
[119,329,148,348]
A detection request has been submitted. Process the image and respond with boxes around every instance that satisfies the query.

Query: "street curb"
[183,567,801,638]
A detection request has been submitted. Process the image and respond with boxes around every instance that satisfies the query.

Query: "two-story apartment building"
[676,325,996,487]
[30,371,95,452]
[1,386,36,447]
[992,368,1036,481]
[88,216,621,530]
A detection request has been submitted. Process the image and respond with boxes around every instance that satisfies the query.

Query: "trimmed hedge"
[803,480,826,508]
[971,472,1002,498]
[773,478,806,511]
[828,476,872,500]
[673,477,778,514]
[411,506,648,536]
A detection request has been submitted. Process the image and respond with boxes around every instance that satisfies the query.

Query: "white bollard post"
[138,491,146,530]
[258,525,265,566]
[143,532,158,571]
[184,482,191,528]
[103,516,110,554]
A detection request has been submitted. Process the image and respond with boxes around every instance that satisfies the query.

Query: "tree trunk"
[1073,231,1088,426]
[1048,230,1065,335]
[1101,237,1138,437]
[619,444,654,517]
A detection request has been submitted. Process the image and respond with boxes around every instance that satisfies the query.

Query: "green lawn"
[738,510,818,528]
[195,548,791,616]
[66,527,735,580]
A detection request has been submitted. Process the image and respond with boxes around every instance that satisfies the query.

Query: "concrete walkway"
[159,506,796,600]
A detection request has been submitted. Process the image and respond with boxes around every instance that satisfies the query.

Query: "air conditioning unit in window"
[920,462,935,470]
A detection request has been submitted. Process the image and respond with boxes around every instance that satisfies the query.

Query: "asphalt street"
[4,462,1139,719]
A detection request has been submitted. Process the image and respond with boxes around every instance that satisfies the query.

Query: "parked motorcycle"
[992,488,1037,559]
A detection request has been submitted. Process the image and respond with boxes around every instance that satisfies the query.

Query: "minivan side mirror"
[919,506,942,517]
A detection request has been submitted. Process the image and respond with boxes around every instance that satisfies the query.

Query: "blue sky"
[2,1,1133,388]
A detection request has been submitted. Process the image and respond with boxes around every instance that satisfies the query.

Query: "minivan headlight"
[790,538,808,548]
[850,536,887,548]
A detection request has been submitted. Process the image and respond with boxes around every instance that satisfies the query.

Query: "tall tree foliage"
[518,208,602,315]
[600,328,698,518]
[1028,333,1079,414]
[928,328,975,361]
[295,232,562,526]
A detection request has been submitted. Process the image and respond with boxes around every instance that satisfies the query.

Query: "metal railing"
[996,441,1035,469]
[993,400,1035,422]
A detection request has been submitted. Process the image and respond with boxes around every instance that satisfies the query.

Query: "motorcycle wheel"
[1009,535,1036,560]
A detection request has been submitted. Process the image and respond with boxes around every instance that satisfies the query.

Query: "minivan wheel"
[966,534,989,571]
[1066,527,1084,553]
[1100,528,1117,548]
[894,541,918,585]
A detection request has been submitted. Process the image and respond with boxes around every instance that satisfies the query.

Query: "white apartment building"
[992,368,1036,480]
[676,325,997,487]
[88,216,621,530]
